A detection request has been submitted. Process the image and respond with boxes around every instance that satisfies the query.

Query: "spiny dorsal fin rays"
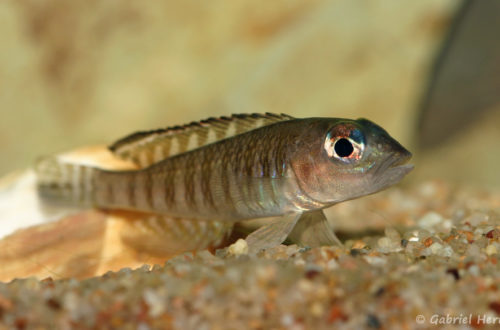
[109,113,295,168]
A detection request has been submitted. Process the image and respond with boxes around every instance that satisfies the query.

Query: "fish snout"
[392,147,412,167]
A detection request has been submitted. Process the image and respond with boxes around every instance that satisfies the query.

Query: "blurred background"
[1,0,499,187]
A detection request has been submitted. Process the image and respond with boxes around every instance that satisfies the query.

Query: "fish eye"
[334,138,354,157]
[324,129,365,163]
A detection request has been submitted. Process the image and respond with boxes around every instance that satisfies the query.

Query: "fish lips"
[390,149,413,168]
[372,150,414,190]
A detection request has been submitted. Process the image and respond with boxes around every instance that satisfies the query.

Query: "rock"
[228,239,249,256]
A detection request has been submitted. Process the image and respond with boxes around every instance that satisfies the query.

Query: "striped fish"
[36,113,413,252]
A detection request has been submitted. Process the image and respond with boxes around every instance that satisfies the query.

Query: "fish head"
[290,118,413,205]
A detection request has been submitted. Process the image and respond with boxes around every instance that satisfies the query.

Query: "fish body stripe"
[221,157,234,213]
[143,172,153,209]
[162,170,173,208]
[200,150,216,211]
[183,157,197,211]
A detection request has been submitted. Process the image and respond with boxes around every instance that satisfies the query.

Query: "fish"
[35,113,413,253]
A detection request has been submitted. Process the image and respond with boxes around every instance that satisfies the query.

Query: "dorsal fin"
[109,113,294,168]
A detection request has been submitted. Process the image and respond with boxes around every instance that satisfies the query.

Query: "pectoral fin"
[288,210,342,247]
[245,213,301,253]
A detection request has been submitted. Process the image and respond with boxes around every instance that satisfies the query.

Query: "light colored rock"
[418,212,444,230]
[485,244,498,256]
[228,239,249,256]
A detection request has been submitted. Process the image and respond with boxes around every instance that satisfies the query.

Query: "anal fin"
[116,211,233,256]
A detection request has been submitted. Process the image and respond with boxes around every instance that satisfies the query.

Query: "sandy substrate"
[0,180,499,329]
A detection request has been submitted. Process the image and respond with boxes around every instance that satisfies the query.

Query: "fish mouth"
[386,162,414,177]
[376,148,413,174]
[371,150,414,190]
[388,149,413,168]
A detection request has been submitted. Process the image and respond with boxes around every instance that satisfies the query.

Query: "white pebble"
[442,219,453,231]
[137,323,150,330]
[466,244,481,258]
[418,182,437,197]
[310,302,324,316]
[298,279,314,293]
[63,292,80,317]
[363,256,387,266]
[420,247,431,257]
[281,314,295,327]
[485,244,498,255]
[466,212,489,226]
[228,239,249,256]
[418,212,443,230]
[143,289,165,317]
[468,265,480,276]
[378,237,392,249]
[377,236,402,253]
[429,242,443,254]
[440,246,454,257]
[327,259,339,270]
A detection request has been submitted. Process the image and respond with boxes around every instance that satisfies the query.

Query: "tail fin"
[35,157,98,207]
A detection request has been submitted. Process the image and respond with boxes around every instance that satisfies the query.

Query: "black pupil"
[334,138,354,157]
